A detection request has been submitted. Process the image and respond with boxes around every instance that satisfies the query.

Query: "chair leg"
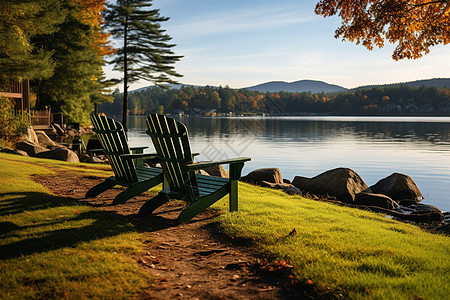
[177,187,228,224]
[229,179,238,212]
[85,177,116,198]
[138,193,170,216]
[112,176,162,205]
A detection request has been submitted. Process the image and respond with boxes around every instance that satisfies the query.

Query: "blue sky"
[107,0,450,91]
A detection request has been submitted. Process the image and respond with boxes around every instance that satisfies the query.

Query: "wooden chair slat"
[85,114,163,204]
[140,114,251,223]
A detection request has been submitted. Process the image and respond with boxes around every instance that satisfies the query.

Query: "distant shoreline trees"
[99,84,450,116]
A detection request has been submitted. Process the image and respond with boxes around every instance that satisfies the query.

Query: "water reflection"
[127,116,450,211]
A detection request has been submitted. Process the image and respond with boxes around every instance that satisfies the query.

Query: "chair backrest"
[90,114,138,183]
[146,114,199,200]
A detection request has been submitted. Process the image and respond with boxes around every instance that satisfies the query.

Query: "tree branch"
[408,0,449,10]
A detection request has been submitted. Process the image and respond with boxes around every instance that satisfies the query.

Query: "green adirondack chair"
[138,114,251,223]
[85,114,164,204]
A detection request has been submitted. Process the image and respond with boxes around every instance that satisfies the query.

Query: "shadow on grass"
[0,192,133,259]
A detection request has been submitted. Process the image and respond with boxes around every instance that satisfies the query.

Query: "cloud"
[167,5,314,38]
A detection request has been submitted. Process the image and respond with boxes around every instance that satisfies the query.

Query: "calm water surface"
[127,116,450,211]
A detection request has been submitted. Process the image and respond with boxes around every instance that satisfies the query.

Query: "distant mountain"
[354,78,450,90]
[131,78,450,94]
[245,80,348,93]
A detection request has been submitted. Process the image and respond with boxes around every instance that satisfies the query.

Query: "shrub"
[0,96,30,143]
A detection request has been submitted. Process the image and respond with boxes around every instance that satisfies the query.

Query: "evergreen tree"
[0,0,65,82]
[34,0,115,124]
[105,0,183,131]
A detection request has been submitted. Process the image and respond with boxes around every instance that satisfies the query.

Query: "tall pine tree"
[105,0,183,131]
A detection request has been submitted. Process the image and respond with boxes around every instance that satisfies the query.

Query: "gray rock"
[35,131,57,147]
[201,164,229,178]
[15,140,49,156]
[0,147,28,156]
[370,173,423,203]
[67,129,78,138]
[51,123,65,136]
[260,181,303,195]
[241,168,283,185]
[79,154,106,163]
[291,176,310,190]
[436,223,450,235]
[34,147,79,163]
[354,192,398,209]
[20,127,39,144]
[198,169,209,176]
[292,168,370,203]
[397,204,444,223]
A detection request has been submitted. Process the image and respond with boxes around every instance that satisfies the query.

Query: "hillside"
[354,78,450,90]
[245,79,348,93]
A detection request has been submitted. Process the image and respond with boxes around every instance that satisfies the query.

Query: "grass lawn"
[1,153,449,299]
[214,184,450,299]
[0,153,151,299]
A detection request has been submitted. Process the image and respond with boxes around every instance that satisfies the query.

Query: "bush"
[0,96,30,142]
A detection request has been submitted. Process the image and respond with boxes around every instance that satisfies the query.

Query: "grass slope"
[1,153,449,299]
[215,184,450,299]
[0,154,151,299]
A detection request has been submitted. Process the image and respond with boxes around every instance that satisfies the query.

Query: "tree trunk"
[122,11,129,135]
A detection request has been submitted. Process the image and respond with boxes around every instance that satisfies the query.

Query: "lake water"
[126,116,450,212]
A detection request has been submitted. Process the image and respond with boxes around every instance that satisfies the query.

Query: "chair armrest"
[130,146,148,153]
[87,148,103,152]
[87,148,104,155]
[185,157,251,171]
[120,153,158,160]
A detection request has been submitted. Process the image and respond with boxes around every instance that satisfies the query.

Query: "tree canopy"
[34,0,115,124]
[0,0,66,81]
[315,0,450,60]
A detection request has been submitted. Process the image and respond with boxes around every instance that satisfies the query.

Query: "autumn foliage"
[315,0,450,60]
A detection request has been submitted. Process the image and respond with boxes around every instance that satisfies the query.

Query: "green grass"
[1,153,449,299]
[0,153,151,299]
[213,184,450,299]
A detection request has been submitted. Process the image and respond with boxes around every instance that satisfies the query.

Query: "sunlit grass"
[214,184,450,299]
[0,153,151,299]
[1,152,449,299]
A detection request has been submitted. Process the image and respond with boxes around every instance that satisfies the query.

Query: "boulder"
[354,192,398,209]
[198,169,209,176]
[397,204,444,223]
[0,147,28,156]
[436,222,450,235]
[34,147,79,163]
[20,127,39,144]
[35,131,57,147]
[241,168,283,185]
[261,181,302,195]
[79,154,106,164]
[201,164,229,178]
[370,173,423,203]
[291,176,310,190]
[15,140,49,156]
[51,123,65,136]
[67,129,78,138]
[292,168,370,203]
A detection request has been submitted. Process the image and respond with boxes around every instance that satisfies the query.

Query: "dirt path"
[34,171,309,300]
